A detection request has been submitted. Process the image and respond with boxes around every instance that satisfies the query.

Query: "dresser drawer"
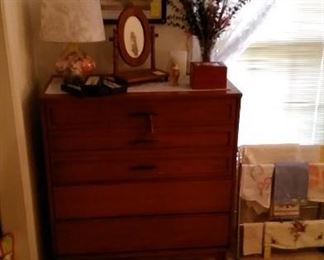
[42,82,242,259]
[52,152,232,185]
[45,97,237,130]
[55,214,230,255]
[54,180,232,219]
[49,127,233,152]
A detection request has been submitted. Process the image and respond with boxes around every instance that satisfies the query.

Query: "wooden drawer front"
[52,153,232,185]
[49,127,233,152]
[45,98,236,130]
[46,102,146,130]
[54,180,232,219]
[55,214,230,255]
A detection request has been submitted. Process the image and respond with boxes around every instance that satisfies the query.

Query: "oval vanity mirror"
[111,5,169,85]
[117,6,151,67]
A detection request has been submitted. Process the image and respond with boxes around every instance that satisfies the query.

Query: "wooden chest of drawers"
[41,80,241,259]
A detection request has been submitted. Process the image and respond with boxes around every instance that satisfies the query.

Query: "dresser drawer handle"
[148,114,155,134]
[129,165,157,171]
[129,139,156,145]
[128,112,157,117]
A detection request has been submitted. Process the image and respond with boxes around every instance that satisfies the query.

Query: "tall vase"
[186,35,202,73]
[187,35,214,63]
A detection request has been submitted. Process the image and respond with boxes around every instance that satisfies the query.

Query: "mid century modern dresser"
[41,78,242,259]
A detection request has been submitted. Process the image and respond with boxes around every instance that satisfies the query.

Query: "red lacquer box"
[190,62,227,89]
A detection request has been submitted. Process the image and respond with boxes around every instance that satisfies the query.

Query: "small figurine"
[130,31,139,57]
[170,61,180,86]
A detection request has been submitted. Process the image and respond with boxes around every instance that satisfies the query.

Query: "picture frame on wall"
[101,0,167,24]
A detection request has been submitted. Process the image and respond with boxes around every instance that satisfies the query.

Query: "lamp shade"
[40,0,106,43]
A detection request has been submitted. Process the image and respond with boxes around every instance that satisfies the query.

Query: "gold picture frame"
[101,0,166,24]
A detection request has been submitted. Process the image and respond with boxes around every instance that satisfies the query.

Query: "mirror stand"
[110,6,168,86]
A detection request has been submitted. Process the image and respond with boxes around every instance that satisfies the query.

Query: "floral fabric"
[265,220,324,249]
[240,164,274,210]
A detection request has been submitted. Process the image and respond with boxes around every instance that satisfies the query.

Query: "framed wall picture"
[101,0,167,24]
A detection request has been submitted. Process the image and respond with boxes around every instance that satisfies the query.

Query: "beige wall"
[27,0,188,88]
[0,7,31,260]
[0,1,40,260]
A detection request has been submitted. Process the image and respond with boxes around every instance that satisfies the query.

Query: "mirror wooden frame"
[117,6,151,67]
[110,5,168,86]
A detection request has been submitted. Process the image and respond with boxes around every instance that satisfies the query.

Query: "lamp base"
[55,43,96,85]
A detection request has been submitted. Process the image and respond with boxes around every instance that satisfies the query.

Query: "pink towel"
[308,163,324,202]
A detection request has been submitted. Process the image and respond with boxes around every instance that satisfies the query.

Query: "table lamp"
[40,0,106,84]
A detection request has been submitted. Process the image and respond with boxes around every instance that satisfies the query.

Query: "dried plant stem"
[167,0,251,61]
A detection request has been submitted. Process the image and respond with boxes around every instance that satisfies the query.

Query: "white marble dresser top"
[45,76,226,95]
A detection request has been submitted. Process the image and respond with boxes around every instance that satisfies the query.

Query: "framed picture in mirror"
[101,0,167,24]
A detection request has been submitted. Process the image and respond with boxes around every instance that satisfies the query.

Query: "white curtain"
[229,0,324,145]
[212,0,276,63]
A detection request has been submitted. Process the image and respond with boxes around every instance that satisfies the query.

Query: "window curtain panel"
[211,0,276,63]
[229,0,324,145]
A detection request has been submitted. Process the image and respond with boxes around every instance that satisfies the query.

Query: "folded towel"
[300,145,322,163]
[308,163,324,202]
[265,220,324,249]
[240,164,274,210]
[243,223,264,256]
[240,144,301,164]
[273,162,308,205]
[272,204,300,218]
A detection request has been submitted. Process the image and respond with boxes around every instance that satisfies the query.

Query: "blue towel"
[273,162,309,204]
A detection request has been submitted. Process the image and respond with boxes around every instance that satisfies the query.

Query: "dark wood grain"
[58,249,226,260]
[54,180,232,219]
[51,151,232,185]
[40,79,241,259]
[55,214,230,255]
[44,96,236,130]
[49,127,233,152]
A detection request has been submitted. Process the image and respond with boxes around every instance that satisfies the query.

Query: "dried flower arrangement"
[167,0,250,62]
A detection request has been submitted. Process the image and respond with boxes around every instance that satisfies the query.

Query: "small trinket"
[170,62,180,86]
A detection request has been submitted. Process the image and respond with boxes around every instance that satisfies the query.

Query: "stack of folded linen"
[239,144,324,257]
